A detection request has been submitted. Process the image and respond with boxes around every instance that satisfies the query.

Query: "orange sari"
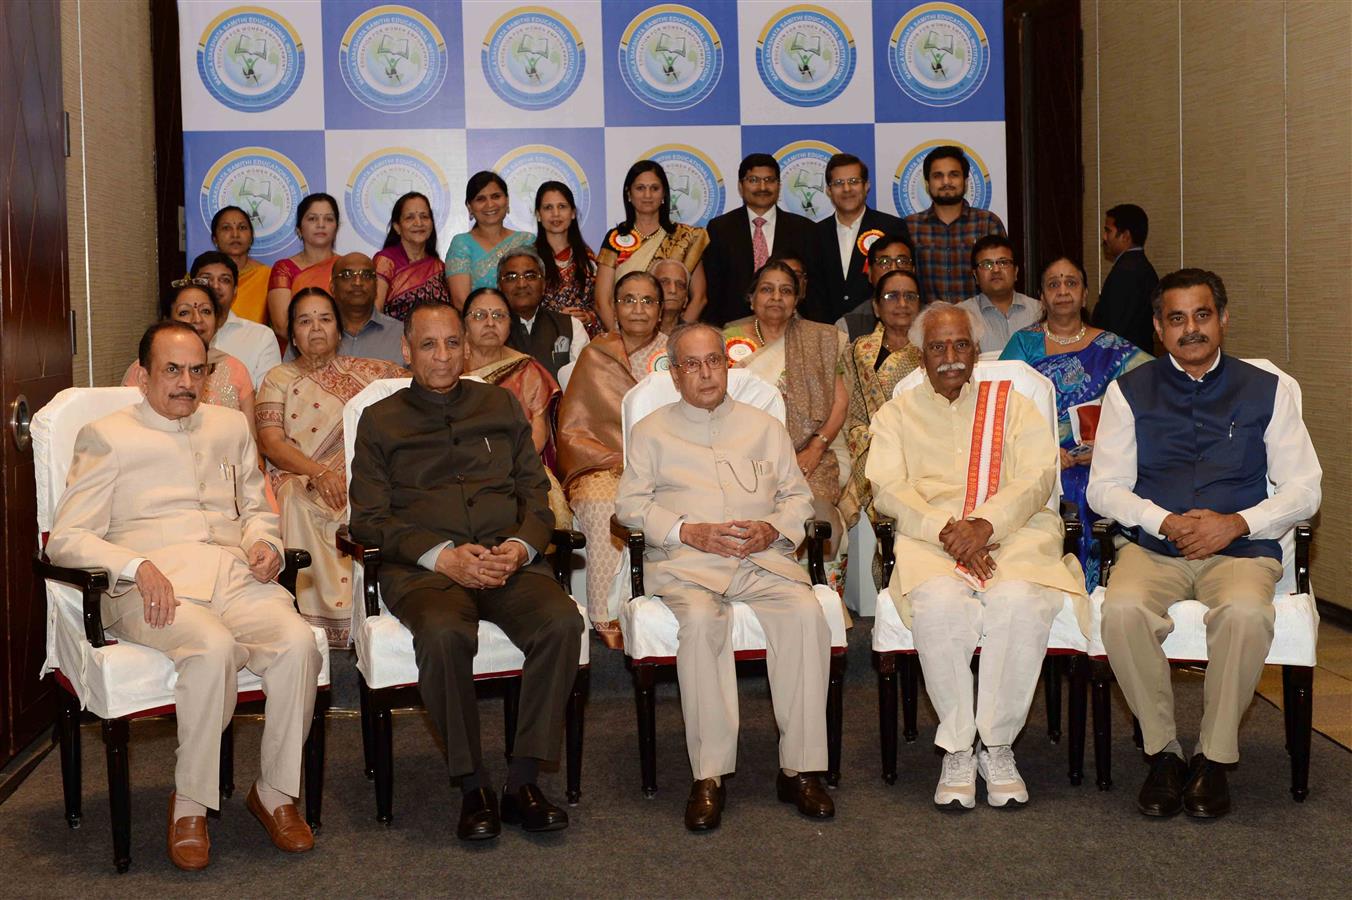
[232,260,271,323]
[268,255,338,298]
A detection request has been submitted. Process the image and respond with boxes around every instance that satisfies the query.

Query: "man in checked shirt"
[904,145,1008,306]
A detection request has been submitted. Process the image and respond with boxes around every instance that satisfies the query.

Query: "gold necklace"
[1046,323,1087,346]
[754,318,765,345]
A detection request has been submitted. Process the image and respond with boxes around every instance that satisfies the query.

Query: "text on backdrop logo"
[345,149,451,248]
[888,2,990,108]
[493,145,591,233]
[893,140,991,216]
[755,6,855,107]
[618,4,723,111]
[197,7,305,112]
[200,148,308,256]
[645,144,724,228]
[773,139,841,221]
[339,5,448,113]
[483,7,586,110]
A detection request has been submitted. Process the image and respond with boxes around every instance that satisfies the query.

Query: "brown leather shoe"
[684,778,725,832]
[167,792,210,870]
[776,771,835,819]
[247,784,315,852]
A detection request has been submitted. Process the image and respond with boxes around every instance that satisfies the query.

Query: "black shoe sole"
[934,799,975,812]
[1183,804,1229,819]
[1137,802,1183,817]
[685,820,721,833]
[457,827,501,841]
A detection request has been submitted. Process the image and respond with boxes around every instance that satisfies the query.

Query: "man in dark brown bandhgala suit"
[349,300,582,841]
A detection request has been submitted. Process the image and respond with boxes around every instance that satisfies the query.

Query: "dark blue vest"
[1115,354,1280,561]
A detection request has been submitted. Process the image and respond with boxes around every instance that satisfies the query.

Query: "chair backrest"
[1244,359,1304,592]
[621,369,785,453]
[894,360,1060,510]
[31,387,143,536]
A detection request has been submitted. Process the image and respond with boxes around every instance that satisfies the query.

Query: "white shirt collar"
[1167,351,1221,381]
[747,205,777,225]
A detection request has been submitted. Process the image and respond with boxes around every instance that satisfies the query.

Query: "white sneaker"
[934,748,977,810]
[978,745,1029,807]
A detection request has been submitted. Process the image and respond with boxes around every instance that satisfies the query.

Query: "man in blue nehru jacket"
[1088,268,1321,819]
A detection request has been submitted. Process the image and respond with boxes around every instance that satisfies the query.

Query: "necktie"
[752,216,769,272]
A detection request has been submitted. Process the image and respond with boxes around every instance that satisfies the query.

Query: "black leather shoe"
[500,784,569,832]
[457,787,501,841]
[776,771,835,819]
[685,778,724,832]
[1137,752,1189,817]
[1183,754,1231,818]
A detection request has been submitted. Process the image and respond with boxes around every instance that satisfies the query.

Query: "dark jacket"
[507,307,575,378]
[1093,248,1158,352]
[804,207,909,325]
[702,205,814,326]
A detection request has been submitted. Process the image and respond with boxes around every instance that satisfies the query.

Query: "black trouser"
[389,570,582,777]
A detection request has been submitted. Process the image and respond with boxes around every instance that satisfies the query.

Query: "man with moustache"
[500,246,589,379]
[804,153,910,325]
[904,146,1007,306]
[348,300,583,841]
[1088,269,1320,819]
[1093,204,1159,351]
[192,250,281,388]
[702,153,814,326]
[867,303,1086,810]
[47,321,321,868]
[958,235,1041,354]
[281,251,405,366]
[834,233,918,341]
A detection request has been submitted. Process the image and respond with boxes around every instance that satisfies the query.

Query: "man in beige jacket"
[47,322,321,869]
[615,322,833,833]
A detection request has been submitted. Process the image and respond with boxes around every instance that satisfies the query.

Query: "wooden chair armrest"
[805,518,832,586]
[1294,521,1313,595]
[1060,499,1082,557]
[609,514,646,598]
[335,525,383,618]
[34,552,110,648]
[872,516,897,588]
[279,548,311,596]
[1091,518,1120,585]
[549,528,586,586]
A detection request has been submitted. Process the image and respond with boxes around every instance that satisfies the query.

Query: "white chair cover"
[556,360,576,393]
[340,378,588,691]
[33,387,329,719]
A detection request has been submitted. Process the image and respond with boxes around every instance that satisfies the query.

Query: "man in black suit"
[1093,203,1159,351]
[500,247,589,379]
[835,234,917,341]
[702,153,814,326]
[803,153,909,325]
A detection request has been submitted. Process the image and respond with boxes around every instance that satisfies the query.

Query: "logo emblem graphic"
[200,147,308,257]
[755,6,855,107]
[493,145,591,234]
[345,149,450,248]
[618,4,723,111]
[339,5,447,113]
[893,140,992,217]
[888,2,990,107]
[773,140,840,221]
[644,145,724,228]
[483,7,586,110]
[197,7,305,112]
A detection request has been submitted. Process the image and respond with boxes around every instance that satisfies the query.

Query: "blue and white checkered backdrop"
[180,0,1006,265]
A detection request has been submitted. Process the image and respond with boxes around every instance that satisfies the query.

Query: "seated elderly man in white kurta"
[867,303,1086,810]
[615,322,833,833]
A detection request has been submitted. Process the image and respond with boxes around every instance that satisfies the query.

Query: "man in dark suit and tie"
[1093,203,1159,352]
[803,153,909,325]
[702,153,814,327]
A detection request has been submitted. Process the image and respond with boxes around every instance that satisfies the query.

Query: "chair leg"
[1090,660,1113,791]
[875,652,899,785]
[58,692,82,829]
[900,653,919,743]
[827,654,844,787]
[102,718,132,873]
[1067,655,1087,786]
[1131,716,1143,750]
[372,689,395,824]
[304,692,328,832]
[633,664,657,798]
[1283,665,1313,802]
[1281,667,1296,753]
[503,676,522,764]
[1044,657,1063,743]
[219,723,235,800]
[359,675,375,780]
[565,669,589,805]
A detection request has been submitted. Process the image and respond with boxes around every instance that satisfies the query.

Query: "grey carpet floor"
[2,620,1350,898]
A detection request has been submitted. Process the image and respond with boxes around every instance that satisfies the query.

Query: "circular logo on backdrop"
[200,148,308,257]
[888,2,990,107]
[645,145,724,228]
[482,7,586,110]
[893,140,992,217]
[344,149,451,248]
[493,145,591,233]
[197,7,305,112]
[339,5,447,113]
[772,140,840,221]
[755,6,855,107]
[618,5,723,111]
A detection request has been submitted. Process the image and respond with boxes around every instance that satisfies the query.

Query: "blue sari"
[1001,328,1150,588]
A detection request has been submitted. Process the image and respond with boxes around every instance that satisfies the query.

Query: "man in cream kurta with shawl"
[868,303,1086,812]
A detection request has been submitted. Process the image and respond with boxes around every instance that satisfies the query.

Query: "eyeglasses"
[466,309,510,322]
[875,255,914,270]
[500,270,541,284]
[618,295,659,307]
[1044,277,1083,290]
[742,175,779,186]
[335,269,377,281]
[879,290,921,305]
[675,353,728,374]
[975,258,1016,271]
[828,177,864,189]
[170,276,211,289]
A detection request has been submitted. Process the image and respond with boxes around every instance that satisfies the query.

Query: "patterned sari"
[541,246,602,337]
[256,356,405,644]
[374,245,450,320]
[448,230,534,291]
[1001,328,1151,588]
[232,260,271,324]
[596,223,709,283]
